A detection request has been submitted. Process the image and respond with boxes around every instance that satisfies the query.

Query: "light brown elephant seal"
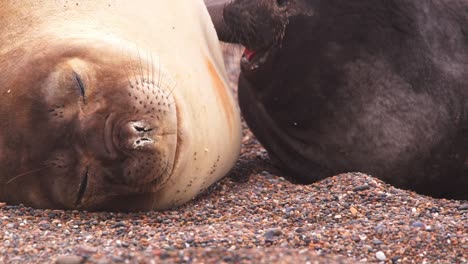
[0,0,242,211]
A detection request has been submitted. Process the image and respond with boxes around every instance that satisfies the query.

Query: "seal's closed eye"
[75,166,89,207]
[72,72,86,103]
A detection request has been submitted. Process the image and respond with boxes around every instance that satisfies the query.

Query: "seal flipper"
[204,0,238,43]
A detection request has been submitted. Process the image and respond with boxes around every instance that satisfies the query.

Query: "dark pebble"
[353,185,371,192]
[411,221,425,228]
[223,256,234,262]
[295,227,306,233]
[374,224,386,233]
[160,252,170,260]
[111,222,127,228]
[264,228,282,241]
[372,239,383,245]
[391,255,402,263]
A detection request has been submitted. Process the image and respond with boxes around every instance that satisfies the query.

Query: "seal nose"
[119,121,155,150]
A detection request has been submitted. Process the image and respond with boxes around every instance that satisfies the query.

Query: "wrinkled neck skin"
[0,0,241,211]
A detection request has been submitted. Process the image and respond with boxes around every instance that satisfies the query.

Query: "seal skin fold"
[207,0,468,199]
[0,0,242,211]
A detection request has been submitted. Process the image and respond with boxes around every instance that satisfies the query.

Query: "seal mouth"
[240,45,274,72]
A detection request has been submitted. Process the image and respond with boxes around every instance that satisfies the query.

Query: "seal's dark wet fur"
[207,0,468,199]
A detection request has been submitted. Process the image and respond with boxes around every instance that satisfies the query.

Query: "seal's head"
[221,0,312,76]
[0,0,242,211]
[1,42,181,211]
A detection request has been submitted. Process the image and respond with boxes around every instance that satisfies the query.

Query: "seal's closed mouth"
[241,47,272,71]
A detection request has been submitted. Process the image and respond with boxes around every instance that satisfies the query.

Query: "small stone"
[0,202,6,208]
[111,221,127,228]
[350,206,358,215]
[411,221,425,228]
[334,214,342,219]
[353,184,371,192]
[376,251,386,261]
[391,255,402,263]
[295,227,306,233]
[55,255,84,264]
[363,245,373,252]
[458,204,468,211]
[372,239,383,245]
[374,224,386,234]
[264,228,282,241]
[160,252,170,260]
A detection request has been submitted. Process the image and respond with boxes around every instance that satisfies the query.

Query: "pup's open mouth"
[240,46,273,72]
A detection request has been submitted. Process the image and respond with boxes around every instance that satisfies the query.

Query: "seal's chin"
[240,45,275,73]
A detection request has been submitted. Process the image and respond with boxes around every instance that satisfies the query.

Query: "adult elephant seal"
[0,0,242,211]
[207,0,468,199]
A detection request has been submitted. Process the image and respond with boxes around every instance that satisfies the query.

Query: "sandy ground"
[0,44,466,264]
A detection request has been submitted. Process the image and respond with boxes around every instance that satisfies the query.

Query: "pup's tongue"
[243,48,257,61]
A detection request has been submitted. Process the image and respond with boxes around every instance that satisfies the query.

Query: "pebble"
[295,228,305,233]
[55,255,84,264]
[349,206,358,216]
[376,251,386,261]
[411,221,425,228]
[372,239,383,245]
[391,255,401,263]
[264,228,283,241]
[353,184,371,192]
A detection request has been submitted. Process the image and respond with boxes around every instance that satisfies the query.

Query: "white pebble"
[376,251,386,261]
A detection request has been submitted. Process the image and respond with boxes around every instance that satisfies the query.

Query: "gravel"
[0,126,466,263]
[0,44,466,263]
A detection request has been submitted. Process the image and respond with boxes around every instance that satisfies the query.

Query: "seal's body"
[0,0,242,211]
[207,0,468,199]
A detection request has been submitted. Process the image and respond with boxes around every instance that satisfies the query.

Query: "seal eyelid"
[75,166,89,207]
[72,72,87,104]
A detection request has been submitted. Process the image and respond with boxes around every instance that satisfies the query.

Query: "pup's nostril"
[133,125,153,133]
[135,138,152,145]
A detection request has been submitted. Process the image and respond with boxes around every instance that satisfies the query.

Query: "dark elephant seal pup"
[0,0,242,211]
[207,0,468,199]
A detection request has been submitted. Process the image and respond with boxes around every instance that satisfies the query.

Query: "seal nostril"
[133,125,153,133]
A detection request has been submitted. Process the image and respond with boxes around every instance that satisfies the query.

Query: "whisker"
[146,51,150,84]
[137,46,145,81]
[6,165,52,185]
[157,54,162,87]
[151,53,155,85]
